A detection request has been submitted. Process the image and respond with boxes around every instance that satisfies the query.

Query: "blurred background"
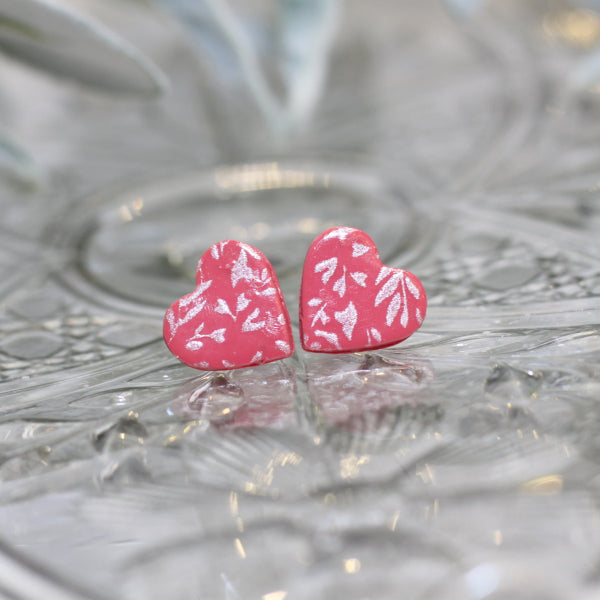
[0,1,599,598]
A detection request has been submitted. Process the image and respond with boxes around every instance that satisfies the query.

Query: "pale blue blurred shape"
[444,0,600,17]
[443,0,487,18]
[0,0,168,187]
[0,129,42,188]
[444,0,600,90]
[158,0,242,81]
[465,564,501,599]
[162,0,284,131]
[560,0,600,91]
[278,0,339,130]
[570,46,600,90]
[574,0,600,10]
[220,573,242,600]
[0,0,167,95]
[161,0,339,135]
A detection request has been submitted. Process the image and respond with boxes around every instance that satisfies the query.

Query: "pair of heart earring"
[163,226,427,371]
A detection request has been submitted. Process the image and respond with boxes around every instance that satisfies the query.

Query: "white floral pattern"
[300,227,427,352]
[164,241,293,370]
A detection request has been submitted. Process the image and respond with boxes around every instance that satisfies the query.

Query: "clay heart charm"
[164,241,294,370]
[299,227,427,353]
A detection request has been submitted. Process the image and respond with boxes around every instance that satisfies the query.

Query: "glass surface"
[0,0,599,599]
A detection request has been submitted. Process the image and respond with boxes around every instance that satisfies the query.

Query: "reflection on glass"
[306,352,436,435]
[171,362,297,429]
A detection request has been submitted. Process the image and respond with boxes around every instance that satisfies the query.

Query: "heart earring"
[163,240,294,371]
[299,227,427,353]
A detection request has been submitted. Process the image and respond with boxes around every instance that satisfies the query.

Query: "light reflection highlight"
[416,463,436,485]
[297,217,321,233]
[171,364,296,430]
[543,9,600,48]
[262,591,287,600]
[339,454,370,479]
[465,564,500,599]
[306,353,436,436]
[214,163,323,193]
[343,558,361,574]
[229,491,239,516]
[423,499,440,521]
[234,538,246,559]
[118,197,144,223]
[520,474,563,495]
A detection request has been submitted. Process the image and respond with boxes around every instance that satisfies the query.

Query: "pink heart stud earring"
[164,240,294,370]
[299,227,427,353]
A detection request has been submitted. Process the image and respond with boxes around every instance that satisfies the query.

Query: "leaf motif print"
[400,274,410,328]
[299,226,426,353]
[275,340,291,353]
[180,280,212,307]
[370,328,382,343]
[185,324,226,350]
[375,266,392,285]
[401,304,409,328]
[215,298,233,317]
[186,341,204,351]
[315,330,340,348]
[314,257,338,284]
[406,276,421,299]
[167,296,207,341]
[352,243,369,257]
[260,288,277,296]
[323,227,353,241]
[334,302,357,341]
[236,293,250,312]
[311,304,330,327]
[386,293,402,327]
[375,272,401,306]
[242,308,266,332]
[350,272,367,287]
[332,267,347,298]
[231,249,255,287]
[164,240,293,370]
[210,329,226,343]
